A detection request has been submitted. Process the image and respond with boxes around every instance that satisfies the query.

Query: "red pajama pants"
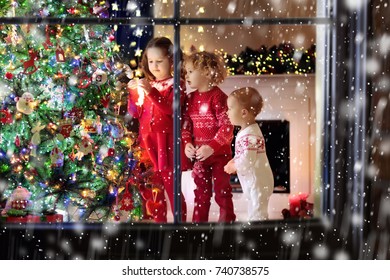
[192,154,236,223]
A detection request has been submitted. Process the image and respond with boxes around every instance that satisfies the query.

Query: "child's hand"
[224,159,237,174]
[185,143,197,160]
[127,79,138,90]
[137,79,152,95]
[195,145,214,161]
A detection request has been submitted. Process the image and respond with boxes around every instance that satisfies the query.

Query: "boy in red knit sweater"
[182,51,236,223]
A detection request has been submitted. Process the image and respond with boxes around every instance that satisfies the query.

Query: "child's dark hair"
[140,37,184,81]
[230,87,264,116]
[183,51,227,85]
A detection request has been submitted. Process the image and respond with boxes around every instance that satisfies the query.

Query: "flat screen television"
[230,120,290,193]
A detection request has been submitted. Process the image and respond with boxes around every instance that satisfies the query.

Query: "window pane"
[0,1,154,19]
[1,1,109,18]
[178,25,317,221]
[178,24,315,54]
[178,0,316,18]
[153,0,174,18]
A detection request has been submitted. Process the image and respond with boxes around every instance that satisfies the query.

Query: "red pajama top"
[127,77,186,135]
[182,86,233,156]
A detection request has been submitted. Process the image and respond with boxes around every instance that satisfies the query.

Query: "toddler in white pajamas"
[224,87,274,220]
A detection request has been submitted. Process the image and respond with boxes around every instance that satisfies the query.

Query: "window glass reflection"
[176,0,316,18]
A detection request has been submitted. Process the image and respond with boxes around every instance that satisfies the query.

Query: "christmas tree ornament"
[100,94,111,108]
[95,115,103,134]
[21,49,39,75]
[77,72,92,89]
[92,69,108,85]
[108,34,115,42]
[145,188,165,217]
[81,119,97,134]
[110,121,124,139]
[65,107,84,123]
[16,92,35,115]
[42,25,54,49]
[58,118,73,138]
[14,135,20,147]
[1,186,33,216]
[120,181,134,211]
[76,136,94,160]
[107,148,115,157]
[56,46,66,62]
[92,1,110,18]
[0,109,13,124]
[31,122,46,145]
[50,147,64,167]
[5,72,13,79]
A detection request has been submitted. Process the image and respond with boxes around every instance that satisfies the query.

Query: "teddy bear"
[1,186,33,216]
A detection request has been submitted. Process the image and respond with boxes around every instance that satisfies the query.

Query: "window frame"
[0,0,373,259]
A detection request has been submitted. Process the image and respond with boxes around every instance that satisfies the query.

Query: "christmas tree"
[0,0,146,222]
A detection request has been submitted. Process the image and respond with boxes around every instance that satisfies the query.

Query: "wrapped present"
[1,215,41,223]
[1,214,63,223]
[282,192,314,219]
[40,214,63,223]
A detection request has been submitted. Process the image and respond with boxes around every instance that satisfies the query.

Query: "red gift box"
[1,214,63,223]
[40,214,63,223]
[2,215,41,223]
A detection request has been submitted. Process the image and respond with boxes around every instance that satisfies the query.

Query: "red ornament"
[42,25,53,49]
[56,46,65,62]
[120,182,134,211]
[100,95,110,108]
[21,49,39,75]
[114,214,121,221]
[108,34,115,42]
[67,7,76,15]
[78,73,91,89]
[107,148,115,157]
[5,72,13,79]
[139,184,152,201]
[145,188,165,217]
[66,107,84,122]
[146,200,165,217]
[59,121,73,138]
[0,109,13,124]
[15,135,20,147]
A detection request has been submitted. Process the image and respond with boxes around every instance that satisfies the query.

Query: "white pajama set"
[234,123,274,221]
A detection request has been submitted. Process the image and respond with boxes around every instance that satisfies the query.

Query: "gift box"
[1,215,41,223]
[281,192,314,219]
[40,214,63,223]
[0,214,63,223]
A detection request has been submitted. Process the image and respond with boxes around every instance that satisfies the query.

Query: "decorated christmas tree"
[0,0,146,222]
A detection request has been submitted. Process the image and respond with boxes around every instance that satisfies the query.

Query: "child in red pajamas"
[182,51,236,223]
[127,37,187,222]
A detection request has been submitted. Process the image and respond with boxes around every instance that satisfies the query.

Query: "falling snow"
[0,0,388,262]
